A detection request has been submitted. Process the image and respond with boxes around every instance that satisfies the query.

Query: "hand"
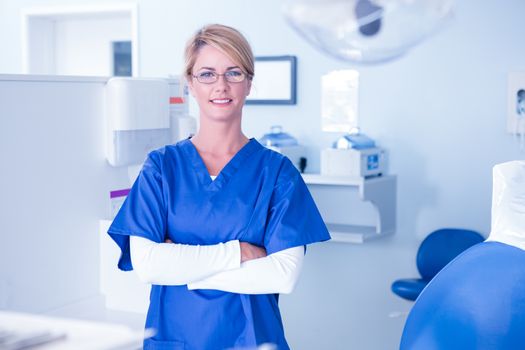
[165,238,173,243]
[240,242,267,263]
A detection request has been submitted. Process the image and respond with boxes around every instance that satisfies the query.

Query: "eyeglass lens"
[194,71,245,83]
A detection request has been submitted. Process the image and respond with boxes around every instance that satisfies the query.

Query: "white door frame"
[21,3,140,76]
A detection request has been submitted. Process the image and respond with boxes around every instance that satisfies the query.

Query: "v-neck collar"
[180,138,261,191]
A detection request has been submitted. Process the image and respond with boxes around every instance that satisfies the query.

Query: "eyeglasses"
[192,70,248,84]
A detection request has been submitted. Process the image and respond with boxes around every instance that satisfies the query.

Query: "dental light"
[282,0,454,64]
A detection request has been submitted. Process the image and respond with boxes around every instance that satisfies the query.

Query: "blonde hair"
[184,24,254,81]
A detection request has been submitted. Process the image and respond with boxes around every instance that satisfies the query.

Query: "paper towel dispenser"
[105,77,170,166]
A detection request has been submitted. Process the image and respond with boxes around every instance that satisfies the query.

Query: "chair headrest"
[487,160,525,251]
[417,228,484,280]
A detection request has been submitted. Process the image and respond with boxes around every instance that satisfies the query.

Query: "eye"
[198,71,216,79]
[225,70,242,78]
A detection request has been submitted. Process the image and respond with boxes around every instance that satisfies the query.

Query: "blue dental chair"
[400,241,525,349]
[391,228,484,301]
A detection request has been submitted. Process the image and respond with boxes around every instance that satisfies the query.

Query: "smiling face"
[188,45,252,123]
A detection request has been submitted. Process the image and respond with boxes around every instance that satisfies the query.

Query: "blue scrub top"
[108,138,331,350]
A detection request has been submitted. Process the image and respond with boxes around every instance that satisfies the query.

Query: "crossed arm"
[130,236,305,294]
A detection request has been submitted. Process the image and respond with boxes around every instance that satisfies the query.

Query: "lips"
[210,98,233,104]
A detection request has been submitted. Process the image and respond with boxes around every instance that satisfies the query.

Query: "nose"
[213,74,230,91]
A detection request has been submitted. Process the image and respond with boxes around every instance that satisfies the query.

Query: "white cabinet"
[99,220,149,314]
[302,174,396,243]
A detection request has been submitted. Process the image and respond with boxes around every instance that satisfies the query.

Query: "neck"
[191,118,248,154]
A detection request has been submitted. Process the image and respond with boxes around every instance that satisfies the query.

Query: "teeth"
[212,99,231,104]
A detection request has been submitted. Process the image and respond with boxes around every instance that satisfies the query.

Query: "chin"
[204,113,238,123]
[203,108,242,122]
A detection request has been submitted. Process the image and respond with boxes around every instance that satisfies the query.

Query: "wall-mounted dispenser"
[105,78,170,166]
[168,77,195,142]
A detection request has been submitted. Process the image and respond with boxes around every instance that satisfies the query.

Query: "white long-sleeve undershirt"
[130,236,304,294]
[130,235,241,285]
[188,245,304,294]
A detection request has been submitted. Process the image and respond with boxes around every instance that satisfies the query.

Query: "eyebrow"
[197,66,241,71]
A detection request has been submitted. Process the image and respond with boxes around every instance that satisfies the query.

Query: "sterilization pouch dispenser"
[105,78,170,166]
[321,131,386,177]
[260,126,307,173]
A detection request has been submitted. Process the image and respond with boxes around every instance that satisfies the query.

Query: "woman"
[108,24,330,350]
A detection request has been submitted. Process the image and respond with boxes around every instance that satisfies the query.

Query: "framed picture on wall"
[246,55,297,105]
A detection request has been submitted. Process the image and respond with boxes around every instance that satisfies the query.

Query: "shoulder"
[144,140,187,172]
[253,142,301,187]
[141,144,180,178]
[276,156,301,184]
[143,147,166,173]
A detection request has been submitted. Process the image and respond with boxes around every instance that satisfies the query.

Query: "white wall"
[54,16,131,76]
[1,1,525,349]
[0,75,129,314]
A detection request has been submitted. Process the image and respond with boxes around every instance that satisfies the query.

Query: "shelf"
[302,174,366,186]
[326,224,394,244]
[302,174,396,244]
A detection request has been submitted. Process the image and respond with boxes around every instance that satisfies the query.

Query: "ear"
[187,77,196,98]
[246,79,252,97]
